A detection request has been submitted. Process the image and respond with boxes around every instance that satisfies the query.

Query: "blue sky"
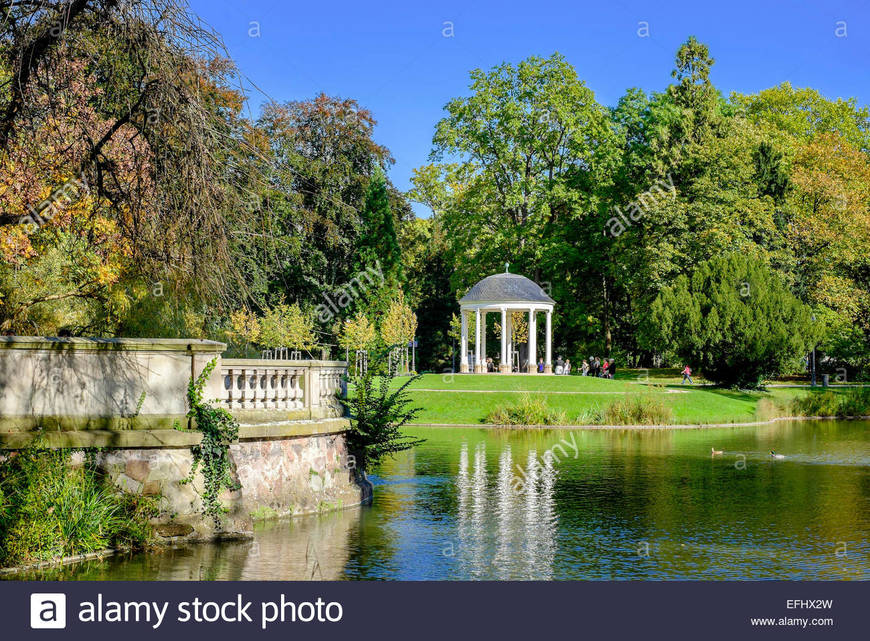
[189,0,869,216]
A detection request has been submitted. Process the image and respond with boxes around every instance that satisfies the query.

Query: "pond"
[12,420,870,580]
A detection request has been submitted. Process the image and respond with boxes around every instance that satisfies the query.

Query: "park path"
[409,388,689,394]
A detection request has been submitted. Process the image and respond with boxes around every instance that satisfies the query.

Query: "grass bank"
[387,373,864,426]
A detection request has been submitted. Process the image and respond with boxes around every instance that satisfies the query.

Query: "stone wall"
[0,336,225,433]
[0,336,365,539]
[93,425,369,539]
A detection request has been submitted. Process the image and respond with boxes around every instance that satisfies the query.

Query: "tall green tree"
[398,217,454,371]
[357,167,402,290]
[642,253,819,388]
[412,52,615,289]
[254,94,394,309]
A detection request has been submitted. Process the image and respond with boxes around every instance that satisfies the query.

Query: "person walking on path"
[681,365,693,385]
[538,358,544,373]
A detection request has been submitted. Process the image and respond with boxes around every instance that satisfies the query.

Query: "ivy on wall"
[181,358,240,526]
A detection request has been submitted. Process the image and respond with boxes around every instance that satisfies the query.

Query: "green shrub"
[486,394,568,425]
[341,349,425,471]
[792,391,841,417]
[0,447,157,568]
[792,388,870,418]
[642,253,820,388]
[602,394,674,425]
[839,387,870,416]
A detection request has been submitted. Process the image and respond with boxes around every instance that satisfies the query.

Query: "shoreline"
[407,414,870,430]
[0,548,119,577]
[4,416,867,576]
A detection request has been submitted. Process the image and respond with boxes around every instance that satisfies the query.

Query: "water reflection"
[452,441,558,579]
[13,507,361,581]
[10,420,870,581]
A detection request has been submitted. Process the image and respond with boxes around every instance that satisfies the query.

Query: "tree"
[226,308,261,355]
[258,303,316,351]
[254,94,395,310]
[732,82,870,152]
[642,253,819,388]
[380,292,417,373]
[0,1,267,333]
[448,312,474,343]
[357,168,402,288]
[339,312,377,352]
[494,311,528,345]
[380,292,417,347]
[413,52,615,290]
[397,216,453,371]
[669,35,720,143]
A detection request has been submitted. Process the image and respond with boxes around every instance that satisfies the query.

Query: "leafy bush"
[838,388,870,416]
[486,394,568,425]
[642,253,820,388]
[485,393,675,426]
[792,388,870,418]
[602,394,674,425]
[341,352,425,471]
[0,447,157,568]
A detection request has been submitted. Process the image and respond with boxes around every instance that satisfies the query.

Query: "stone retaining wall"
[94,425,369,539]
[0,336,366,539]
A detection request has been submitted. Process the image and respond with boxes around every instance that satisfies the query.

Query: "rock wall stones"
[94,429,370,540]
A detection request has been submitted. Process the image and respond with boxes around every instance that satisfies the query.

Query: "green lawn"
[378,372,850,425]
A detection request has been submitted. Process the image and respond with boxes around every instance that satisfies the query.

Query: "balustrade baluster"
[220,360,346,413]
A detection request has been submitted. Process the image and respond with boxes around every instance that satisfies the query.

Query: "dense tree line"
[0,0,410,354]
[1,5,867,380]
[411,38,870,379]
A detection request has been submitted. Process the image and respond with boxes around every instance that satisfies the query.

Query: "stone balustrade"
[219,359,347,423]
[221,361,307,411]
[0,337,348,444]
[0,338,362,536]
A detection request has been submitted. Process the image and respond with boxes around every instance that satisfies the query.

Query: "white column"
[499,307,509,373]
[480,311,487,372]
[460,310,469,373]
[544,309,552,374]
[506,310,513,372]
[474,308,482,373]
[527,308,537,373]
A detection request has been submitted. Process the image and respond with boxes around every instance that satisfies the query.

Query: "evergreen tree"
[642,253,819,388]
[357,168,402,285]
[353,168,403,322]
